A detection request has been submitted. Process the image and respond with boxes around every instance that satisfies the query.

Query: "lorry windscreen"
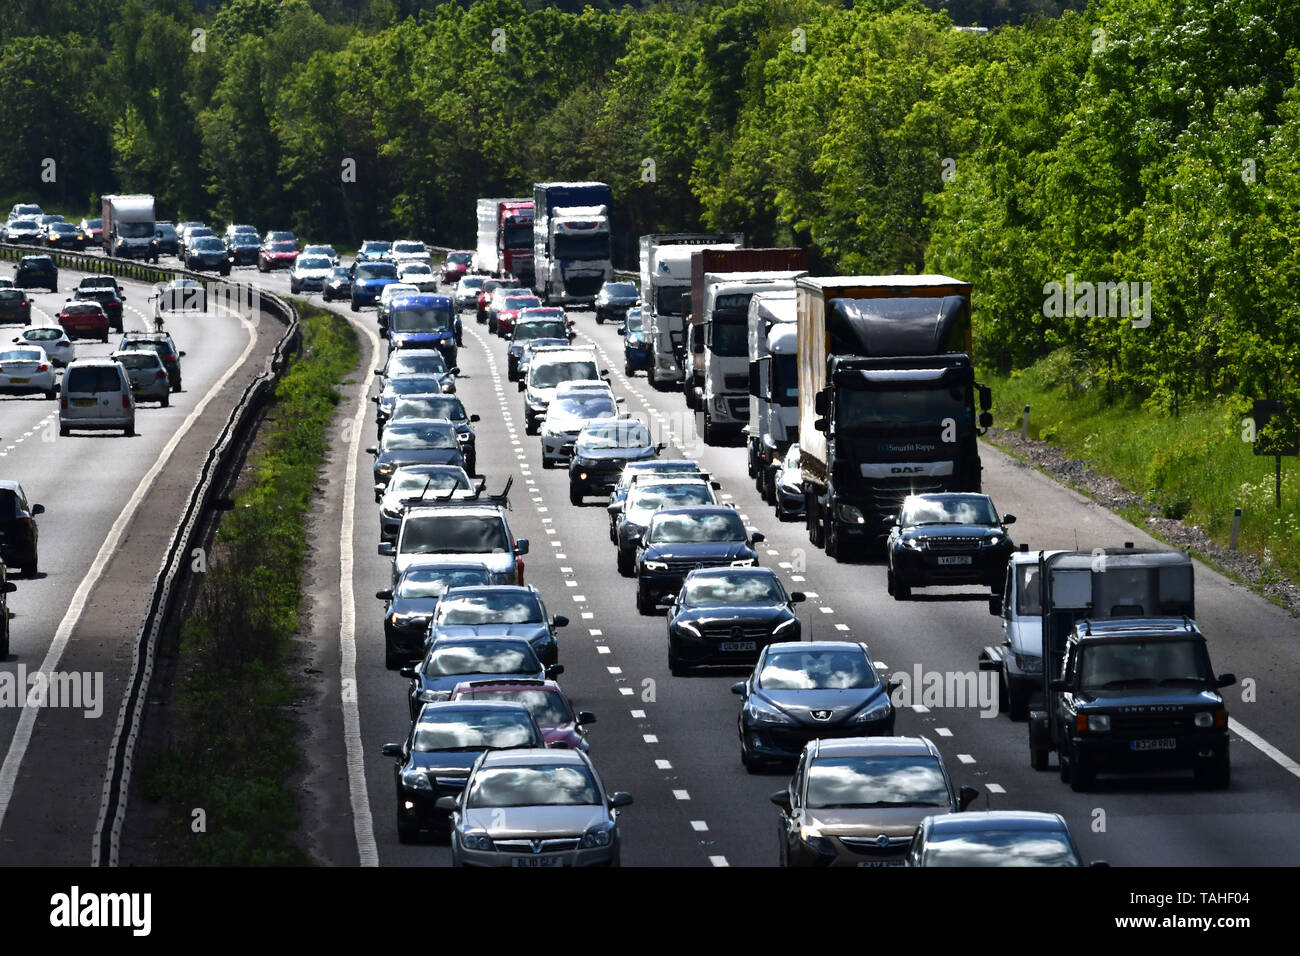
[772,355,798,406]
[709,313,748,357]
[503,224,532,248]
[655,287,685,315]
[554,236,609,258]
[837,386,970,428]
[119,222,153,238]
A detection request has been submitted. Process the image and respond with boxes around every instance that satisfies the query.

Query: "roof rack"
[401,475,513,511]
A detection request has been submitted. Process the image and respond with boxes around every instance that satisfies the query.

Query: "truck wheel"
[747,446,758,480]
[807,497,824,548]
[703,413,717,446]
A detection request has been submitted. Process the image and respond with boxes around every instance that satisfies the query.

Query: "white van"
[59,359,135,436]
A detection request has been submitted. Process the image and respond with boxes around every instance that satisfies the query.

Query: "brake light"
[38,364,48,372]
[122,394,131,409]
[156,370,167,380]
[60,396,67,409]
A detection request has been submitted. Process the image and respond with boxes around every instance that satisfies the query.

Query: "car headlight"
[643,560,668,572]
[674,621,701,638]
[1087,714,1111,732]
[389,612,428,630]
[902,537,923,550]
[984,535,1002,547]
[747,702,787,725]
[579,824,614,848]
[851,695,893,723]
[798,827,837,855]
[401,769,432,791]
[1013,652,1042,673]
[460,831,495,851]
[837,503,864,524]
[376,462,394,476]
[730,558,756,567]
[456,432,471,443]
[419,689,450,703]
[772,617,798,635]
[1193,711,1216,728]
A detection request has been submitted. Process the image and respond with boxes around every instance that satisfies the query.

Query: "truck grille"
[871,480,947,517]
[724,374,748,390]
[1111,712,1193,735]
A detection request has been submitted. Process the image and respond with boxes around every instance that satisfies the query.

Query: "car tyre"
[569,485,582,506]
[616,546,633,577]
[59,424,69,437]
[1069,752,1095,792]
[635,585,652,615]
[160,393,170,408]
[124,422,135,438]
[1196,754,1230,789]
[1030,744,1049,772]
[668,643,687,677]
[44,388,56,400]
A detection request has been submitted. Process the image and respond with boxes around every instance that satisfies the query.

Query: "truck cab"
[1027,547,1234,791]
[533,183,614,306]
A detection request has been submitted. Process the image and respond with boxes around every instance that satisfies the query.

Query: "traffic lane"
[564,308,1300,866]
[0,274,254,736]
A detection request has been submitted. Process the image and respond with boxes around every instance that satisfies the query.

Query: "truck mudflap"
[1028,710,1051,770]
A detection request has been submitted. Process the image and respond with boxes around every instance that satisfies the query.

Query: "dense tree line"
[1,0,1298,421]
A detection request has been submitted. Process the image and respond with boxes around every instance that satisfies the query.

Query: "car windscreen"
[1077,640,1213,692]
[578,422,651,450]
[465,765,600,809]
[424,643,536,677]
[647,512,746,543]
[447,252,472,265]
[113,353,160,370]
[923,829,1079,867]
[604,282,637,297]
[381,423,459,450]
[758,649,879,690]
[192,237,224,250]
[391,307,453,333]
[531,361,598,389]
[402,515,509,554]
[514,321,567,342]
[396,566,491,599]
[682,574,783,606]
[551,395,616,419]
[901,496,997,526]
[628,483,713,514]
[462,690,569,725]
[362,242,391,254]
[387,352,448,375]
[805,755,950,810]
[389,469,468,497]
[297,257,331,270]
[65,366,123,393]
[436,592,544,626]
[412,710,538,752]
[392,396,465,421]
[357,263,397,279]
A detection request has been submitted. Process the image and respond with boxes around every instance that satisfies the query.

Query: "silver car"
[379,503,528,588]
[59,359,135,436]
[441,748,632,867]
[0,346,56,399]
[111,349,171,406]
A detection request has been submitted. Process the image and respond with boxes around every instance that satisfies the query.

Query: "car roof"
[391,294,451,306]
[382,416,456,430]
[66,357,123,368]
[925,810,1067,834]
[451,678,564,696]
[399,560,490,576]
[440,585,536,598]
[110,349,162,361]
[904,492,993,505]
[478,747,586,768]
[811,736,937,759]
[767,640,869,656]
[405,503,505,518]
[0,479,22,493]
[648,505,738,519]
[415,700,534,720]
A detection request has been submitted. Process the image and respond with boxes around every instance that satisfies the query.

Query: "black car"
[185,236,232,275]
[381,394,479,473]
[886,492,1015,600]
[568,419,661,505]
[224,231,261,266]
[118,332,185,391]
[0,288,31,325]
[731,641,898,771]
[0,481,44,576]
[15,256,57,292]
[377,562,494,668]
[153,222,180,256]
[507,318,570,381]
[1046,618,1234,791]
[665,567,804,675]
[154,279,206,313]
[593,281,638,325]
[322,266,353,302]
[606,459,709,542]
[72,287,124,332]
[367,418,465,497]
[44,221,89,250]
[381,700,544,842]
[634,506,763,614]
[423,585,568,667]
[401,638,562,720]
[908,811,1092,867]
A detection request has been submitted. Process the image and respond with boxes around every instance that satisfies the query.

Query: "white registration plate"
[936,555,972,565]
[856,860,906,867]
[1131,738,1177,751]
[511,856,564,868]
[720,641,757,652]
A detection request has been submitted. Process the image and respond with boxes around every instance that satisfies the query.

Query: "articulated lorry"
[639,233,743,391]
[101,194,157,261]
[532,182,613,305]
[797,274,992,560]
[687,248,809,444]
[746,290,799,500]
[475,198,535,283]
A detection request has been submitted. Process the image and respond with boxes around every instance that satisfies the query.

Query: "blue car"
[388,293,457,366]
[619,307,651,375]
[351,260,399,311]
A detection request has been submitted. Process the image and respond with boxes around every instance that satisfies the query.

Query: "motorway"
[0,259,275,863]
[244,262,1300,868]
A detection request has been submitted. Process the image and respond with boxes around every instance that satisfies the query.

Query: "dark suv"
[118,332,185,391]
[886,493,1015,600]
[0,480,44,577]
[15,255,57,292]
[1047,618,1234,791]
[634,506,763,614]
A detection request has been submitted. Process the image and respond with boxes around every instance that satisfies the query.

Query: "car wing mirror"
[730,681,746,696]
[577,711,596,725]
[399,666,416,678]
[434,796,457,811]
[375,589,393,601]
[1216,673,1236,688]
[608,792,633,809]
[769,790,791,811]
[958,785,979,811]
[470,414,480,422]
[789,591,806,603]
[31,504,44,516]
[378,542,396,557]
[1002,514,1016,525]
[552,615,569,628]
[380,743,403,758]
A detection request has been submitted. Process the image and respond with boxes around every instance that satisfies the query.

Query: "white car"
[539,381,619,468]
[0,346,57,398]
[396,260,439,292]
[302,244,339,265]
[521,347,606,434]
[390,240,430,268]
[379,503,528,588]
[13,326,74,367]
[289,255,334,294]
[378,283,420,328]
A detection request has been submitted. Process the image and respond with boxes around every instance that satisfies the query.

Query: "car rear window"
[65,366,124,393]
[115,353,159,370]
[0,290,24,301]
[0,489,21,519]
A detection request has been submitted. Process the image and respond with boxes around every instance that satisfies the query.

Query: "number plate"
[856,860,906,867]
[936,555,972,565]
[9,378,28,384]
[1131,738,1177,751]
[72,398,95,407]
[720,641,757,652]
[511,856,564,867]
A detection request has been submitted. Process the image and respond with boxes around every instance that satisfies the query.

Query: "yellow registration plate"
[9,378,28,384]
[72,398,95,407]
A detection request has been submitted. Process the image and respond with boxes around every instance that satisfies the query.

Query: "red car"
[257,234,299,272]
[58,301,109,343]
[475,277,521,324]
[448,678,595,751]
[439,250,473,285]
[492,293,543,338]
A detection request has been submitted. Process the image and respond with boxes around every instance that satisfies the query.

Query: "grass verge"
[981,349,1300,585]
[139,302,358,865]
